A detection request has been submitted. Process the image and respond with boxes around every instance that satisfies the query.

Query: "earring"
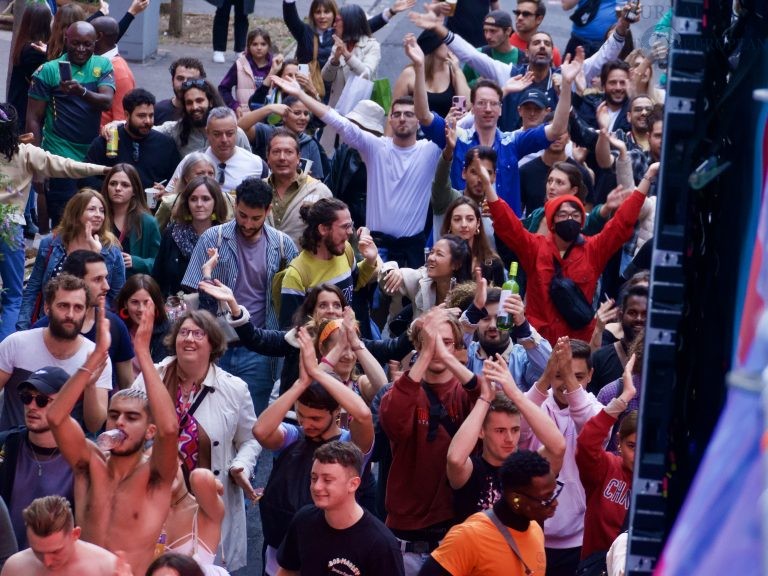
[475,227,480,235]
[513,497,519,504]
[119,308,129,320]
[211,214,218,222]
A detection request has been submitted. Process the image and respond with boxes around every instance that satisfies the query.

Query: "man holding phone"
[27,21,115,230]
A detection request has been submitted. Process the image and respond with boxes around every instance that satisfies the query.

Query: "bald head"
[65,21,97,65]
[91,16,119,54]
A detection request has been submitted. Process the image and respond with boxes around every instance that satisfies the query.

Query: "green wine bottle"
[497,262,520,331]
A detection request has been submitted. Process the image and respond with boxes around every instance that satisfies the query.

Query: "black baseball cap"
[19,367,70,396]
[519,89,549,109]
[484,10,513,29]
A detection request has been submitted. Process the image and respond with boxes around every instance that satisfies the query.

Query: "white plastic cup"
[145,188,158,210]
[445,0,458,16]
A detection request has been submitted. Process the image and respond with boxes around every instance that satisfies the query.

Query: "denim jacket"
[17,235,125,330]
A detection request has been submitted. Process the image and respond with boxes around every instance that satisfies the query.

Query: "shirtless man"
[47,304,178,576]
[0,495,116,576]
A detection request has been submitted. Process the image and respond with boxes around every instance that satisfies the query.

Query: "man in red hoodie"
[379,308,480,575]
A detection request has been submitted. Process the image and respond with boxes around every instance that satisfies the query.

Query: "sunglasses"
[19,390,52,408]
[181,78,208,90]
[513,9,537,17]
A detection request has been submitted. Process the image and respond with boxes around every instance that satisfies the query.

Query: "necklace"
[28,440,59,477]
[172,491,190,508]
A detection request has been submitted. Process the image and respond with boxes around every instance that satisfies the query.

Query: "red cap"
[544,194,586,230]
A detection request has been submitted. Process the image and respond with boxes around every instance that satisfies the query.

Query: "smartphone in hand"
[59,61,72,83]
[452,95,466,114]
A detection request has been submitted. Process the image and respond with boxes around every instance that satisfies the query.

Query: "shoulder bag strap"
[483,509,533,575]
[187,385,211,416]
[421,382,459,442]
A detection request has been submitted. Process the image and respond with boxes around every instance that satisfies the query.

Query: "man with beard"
[26,21,115,231]
[406,29,577,217]
[277,197,379,329]
[588,284,647,394]
[165,107,266,196]
[0,367,75,550]
[446,351,564,524]
[47,303,178,576]
[33,251,135,391]
[509,0,562,66]
[154,79,252,158]
[570,60,632,146]
[254,330,374,576]
[269,76,441,269]
[182,177,297,415]
[154,58,206,125]
[264,128,331,247]
[409,7,635,132]
[460,280,551,391]
[83,89,180,189]
[0,275,112,435]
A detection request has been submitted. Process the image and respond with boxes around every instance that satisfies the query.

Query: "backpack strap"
[483,509,533,575]
[422,383,459,442]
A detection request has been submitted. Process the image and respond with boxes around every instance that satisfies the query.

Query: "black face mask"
[554,219,581,243]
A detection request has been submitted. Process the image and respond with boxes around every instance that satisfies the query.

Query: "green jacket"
[125,211,161,275]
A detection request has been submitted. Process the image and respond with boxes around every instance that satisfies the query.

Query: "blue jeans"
[219,346,276,416]
[0,224,25,341]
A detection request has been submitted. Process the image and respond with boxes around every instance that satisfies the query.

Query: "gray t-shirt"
[234,231,268,328]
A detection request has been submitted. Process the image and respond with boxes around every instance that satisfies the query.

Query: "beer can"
[106,126,119,158]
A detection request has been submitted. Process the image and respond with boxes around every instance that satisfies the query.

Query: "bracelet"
[78,366,94,375]
[615,396,628,406]
[642,175,654,183]
[478,397,492,406]
[81,87,87,97]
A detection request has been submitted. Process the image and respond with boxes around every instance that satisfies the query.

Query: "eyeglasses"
[474,100,501,109]
[516,481,564,507]
[19,391,52,408]
[513,9,537,17]
[390,111,416,119]
[179,328,206,341]
[181,78,208,90]
[554,211,582,221]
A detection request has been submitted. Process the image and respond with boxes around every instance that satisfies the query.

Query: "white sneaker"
[213,51,225,63]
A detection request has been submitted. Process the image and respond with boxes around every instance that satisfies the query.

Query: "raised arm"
[269,75,330,120]
[298,327,374,452]
[446,375,495,489]
[252,357,311,449]
[545,49,583,141]
[136,301,179,483]
[403,34,432,126]
[343,306,387,402]
[48,307,112,469]
[484,355,566,475]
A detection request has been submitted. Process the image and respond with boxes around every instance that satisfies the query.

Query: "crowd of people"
[0,0,665,574]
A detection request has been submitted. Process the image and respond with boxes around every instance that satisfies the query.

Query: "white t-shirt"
[0,328,113,431]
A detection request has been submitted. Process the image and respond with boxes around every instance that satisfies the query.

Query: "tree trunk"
[168,0,183,37]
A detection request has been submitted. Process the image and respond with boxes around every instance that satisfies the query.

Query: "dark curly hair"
[499,449,551,492]
[299,197,349,252]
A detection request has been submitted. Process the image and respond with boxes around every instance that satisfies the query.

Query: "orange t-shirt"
[432,512,547,575]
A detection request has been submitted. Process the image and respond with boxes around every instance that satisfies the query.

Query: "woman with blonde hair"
[624,48,665,104]
[18,188,124,329]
